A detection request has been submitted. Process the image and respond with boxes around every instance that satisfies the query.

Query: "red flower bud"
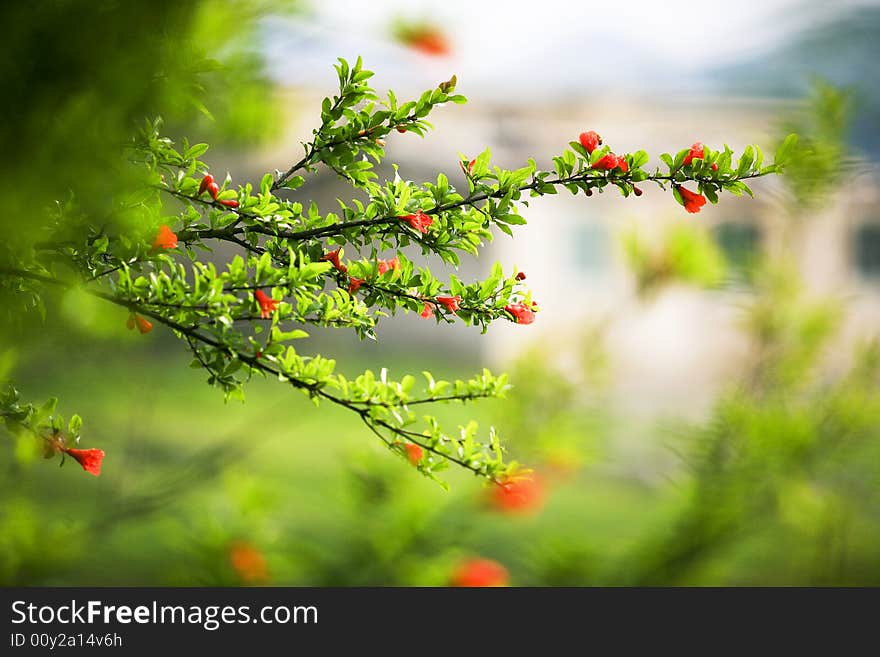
[207,181,220,200]
[396,126,408,134]
[711,162,719,171]
[64,447,105,476]
[633,186,643,197]
[676,185,707,214]
[152,224,178,250]
[218,199,239,209]
[198,174,214,196]
[578,130,602,153]
[450,558,509,587]
[515,271,526,281]
[134,315,153,334]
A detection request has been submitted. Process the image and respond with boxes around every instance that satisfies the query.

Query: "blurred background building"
[227,0,880,416]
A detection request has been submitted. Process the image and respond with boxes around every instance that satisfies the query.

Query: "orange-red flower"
[65,447,105,476]
[682,141,705,167]
[198,174,214,196]
[218,198,239,209]
[254,289,279,319]
[420,302,435,319]
[617,157,629,173]
[504,302,535,325]
[348,277,365,295]
[490,476,545,514]
[677,185,707,214]
[450,558,509,587]
[320,248,347,273]
[152,224,178,250]
[592,153,620,171]
[578,130,602,153]
[436,295,462,314]
[377,256,400,276]
[229,541,270,585]
[400,210,433,234]
[404,443,424,466]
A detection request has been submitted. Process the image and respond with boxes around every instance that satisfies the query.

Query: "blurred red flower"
[152,225,178,250]
[404,443,424,466]
[450,558,509,587]
[490,476,545,514]
[420,302,435,319]
[348,277,365,294]
[229,541,269,585]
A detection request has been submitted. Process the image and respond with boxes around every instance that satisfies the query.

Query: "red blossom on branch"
[420,302,435,319]
[377,256,400,276]
[126,313,153,334]
[515,271,526,281]
[436,295,462,314]
[592,153,621,171]
[490,476,545,514]
[152,225,178,250]
[399,209,433,234]
[320,248,348,273]
[504,302,536,325]
[682,141,705,167]
[347,277,365,294]
[676,185,707,214]
[254,289,280,319]
[218,198,239,209]
[450,558,509,587]
[404,443,424,466]
[64,447,105,476]
[578,130,602,153]
[197,174,214,196]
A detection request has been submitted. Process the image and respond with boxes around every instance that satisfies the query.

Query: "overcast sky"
[263,0,878,97]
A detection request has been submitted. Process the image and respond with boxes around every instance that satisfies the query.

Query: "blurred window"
[573,222,609,274]
[713,221,762,282]
[854,223,880,280]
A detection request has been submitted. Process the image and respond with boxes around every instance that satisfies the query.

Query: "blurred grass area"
[2,334,674,586]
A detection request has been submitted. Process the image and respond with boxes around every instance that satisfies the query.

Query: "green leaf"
[774,133,799,166]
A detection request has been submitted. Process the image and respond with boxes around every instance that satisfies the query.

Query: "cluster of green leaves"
[0,385,81,466]
[2,57,787,485]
